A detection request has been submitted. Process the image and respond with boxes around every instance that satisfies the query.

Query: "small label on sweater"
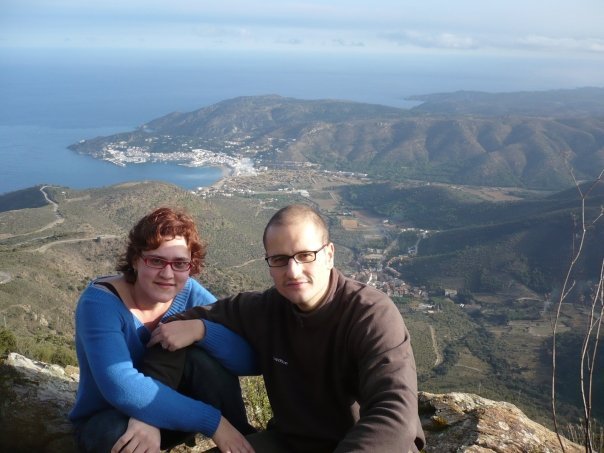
[273,356,289,366]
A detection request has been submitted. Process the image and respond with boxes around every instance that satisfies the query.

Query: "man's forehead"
[265,221,323,246]
[267,219,319,235]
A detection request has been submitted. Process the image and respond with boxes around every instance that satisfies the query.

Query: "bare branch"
[551,168,604,452]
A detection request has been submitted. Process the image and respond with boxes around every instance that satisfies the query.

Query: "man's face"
[265,220,334,312]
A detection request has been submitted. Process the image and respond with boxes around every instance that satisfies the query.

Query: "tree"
[552,169,604,452]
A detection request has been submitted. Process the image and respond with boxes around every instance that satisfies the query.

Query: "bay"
[0,125,224,195]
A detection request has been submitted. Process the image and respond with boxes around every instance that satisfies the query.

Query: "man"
[149,204,425,452]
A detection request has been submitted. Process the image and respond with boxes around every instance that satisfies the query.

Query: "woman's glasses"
[141,256,192,272]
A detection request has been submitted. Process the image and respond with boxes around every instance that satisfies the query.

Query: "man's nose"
[284,258,303,277]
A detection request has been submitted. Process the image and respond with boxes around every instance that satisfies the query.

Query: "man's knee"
[245,431,291,452]
[183,348,239,388]
[180,348,240,400]
[140,344,187,388]
[181,348,255,435]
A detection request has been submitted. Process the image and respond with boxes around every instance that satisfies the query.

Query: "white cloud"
[382,31,478,50]
[516,35,604,54]
[331,39,366,48]
[1,0,603,56]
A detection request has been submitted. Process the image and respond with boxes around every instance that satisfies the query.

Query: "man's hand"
[111,417,160,453]
[148,319,205,351]
[212,416,255,453]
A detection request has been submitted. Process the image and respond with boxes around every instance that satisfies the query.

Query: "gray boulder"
[0,352,79,452]
[0,353,584,452]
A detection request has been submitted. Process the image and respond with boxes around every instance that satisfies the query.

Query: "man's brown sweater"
[160,269,425,452]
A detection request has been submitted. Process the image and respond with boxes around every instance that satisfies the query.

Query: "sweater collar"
[287,268,343,327]
[161,277,192,320]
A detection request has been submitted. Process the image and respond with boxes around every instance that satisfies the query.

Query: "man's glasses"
[265,244,329,268]
[141,256,192,272]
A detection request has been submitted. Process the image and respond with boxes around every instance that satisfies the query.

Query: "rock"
[419,391,582,452]
[0,352,79,452]
[0,353,584,452]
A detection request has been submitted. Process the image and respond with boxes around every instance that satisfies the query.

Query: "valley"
[1,166,600,429]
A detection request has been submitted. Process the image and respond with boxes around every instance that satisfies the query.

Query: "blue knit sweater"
[69,277,256,436]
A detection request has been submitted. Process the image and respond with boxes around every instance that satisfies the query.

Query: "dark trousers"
[205,430,292,452]
[74,347,254,452]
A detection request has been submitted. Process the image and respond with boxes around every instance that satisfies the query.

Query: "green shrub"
[0,328,17,355]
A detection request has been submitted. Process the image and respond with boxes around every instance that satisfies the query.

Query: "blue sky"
[2,0,603,57]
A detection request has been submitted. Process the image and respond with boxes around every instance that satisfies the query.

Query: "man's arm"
[145,294,262,385]
[335,297,425,452]
[200,320,259,375]
[148,316,259,376]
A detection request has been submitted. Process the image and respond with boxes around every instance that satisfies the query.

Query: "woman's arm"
[76,289,221,435]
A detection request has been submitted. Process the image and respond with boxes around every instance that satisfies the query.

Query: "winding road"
[0,186,64,240]
[33,234,120,252]
[1,186,119,254]
[430,325,444,367]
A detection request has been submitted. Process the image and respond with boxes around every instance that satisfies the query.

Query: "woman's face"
[132,236,191,304]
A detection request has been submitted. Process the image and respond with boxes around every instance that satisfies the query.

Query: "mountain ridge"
[408,87,604,117]
[69,89,604,190]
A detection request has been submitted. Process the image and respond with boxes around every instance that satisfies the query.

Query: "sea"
[2,47,603,195]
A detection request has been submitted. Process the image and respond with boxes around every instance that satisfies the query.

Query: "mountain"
[407,87,604,117]
[143,94,404,136]
[69,90,604,190]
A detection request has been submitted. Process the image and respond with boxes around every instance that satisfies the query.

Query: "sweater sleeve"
[199,320,260,375]
[76,291,222,436]
[187,277,257,372]
[334,296,424,452]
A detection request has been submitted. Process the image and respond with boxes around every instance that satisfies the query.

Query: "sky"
[1,0,604,58]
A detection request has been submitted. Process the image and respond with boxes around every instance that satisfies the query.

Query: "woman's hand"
[212,416,255,453]
[111,417,160,453]
[148,319,205,351]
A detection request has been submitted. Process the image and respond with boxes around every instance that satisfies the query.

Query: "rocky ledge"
[0,353,582,452]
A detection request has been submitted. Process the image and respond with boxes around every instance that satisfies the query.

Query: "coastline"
[210,165,234,189]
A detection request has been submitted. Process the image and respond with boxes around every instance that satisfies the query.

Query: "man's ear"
[326,242,335,268]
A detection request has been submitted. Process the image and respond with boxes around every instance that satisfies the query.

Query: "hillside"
[1,175,602,429]
[341,179,604,292]
[0,186,48,212]
[69,90,604,190]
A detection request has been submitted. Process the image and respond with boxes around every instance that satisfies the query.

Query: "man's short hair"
[263,204,329,248]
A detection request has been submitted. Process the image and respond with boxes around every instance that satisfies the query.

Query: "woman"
[69,207,256,453]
